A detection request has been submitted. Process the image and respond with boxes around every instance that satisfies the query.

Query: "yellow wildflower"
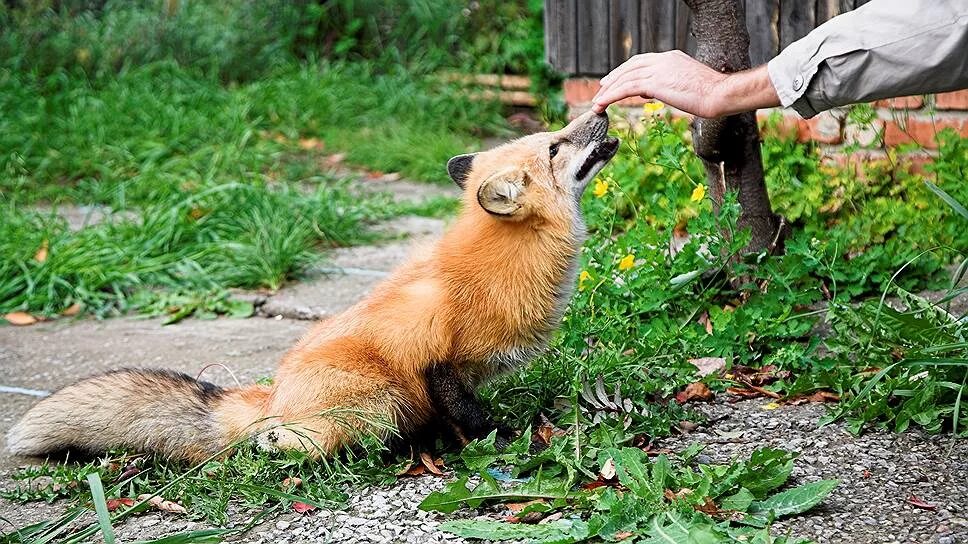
[578,270,593,291]
[593,177,609,198]
[618,254,635,271]
[642,101,664,115]
[690,184,707,202]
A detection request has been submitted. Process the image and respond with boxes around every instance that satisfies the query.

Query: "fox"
[6,111,619,463]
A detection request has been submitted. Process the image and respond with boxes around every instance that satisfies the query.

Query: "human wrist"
[711,65,780,117]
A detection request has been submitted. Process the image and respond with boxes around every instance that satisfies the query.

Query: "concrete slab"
[259,216,447,320]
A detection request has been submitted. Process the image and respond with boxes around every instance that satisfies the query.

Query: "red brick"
[843,118,885,147]
[874,95,924,109]
[757,110,801,140]
[935,90,968,110]
[883,115,968,149]
[797,111,843,144]
[563,78,601,106]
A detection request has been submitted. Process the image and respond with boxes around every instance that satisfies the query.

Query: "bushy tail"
[5,369,268,463]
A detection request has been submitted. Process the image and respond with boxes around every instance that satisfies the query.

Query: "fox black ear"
[447,153,477,189]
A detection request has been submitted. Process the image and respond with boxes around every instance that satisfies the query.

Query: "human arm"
[591,51,779,117]
[592,0,968,119]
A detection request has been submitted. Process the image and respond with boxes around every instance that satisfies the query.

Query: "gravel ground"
[187,399,967,544]
[664,399,968,544]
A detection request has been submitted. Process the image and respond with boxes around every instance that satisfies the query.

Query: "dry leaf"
[34,240,49,263]
[325,153,346,166]
[282,477,303,488]
[137,494,187,514]
[61,303,82,317]
[105,498,135,511]
[675,382,714,403]
[688,357,726,377]
[534,424,554,445]
[297,137,324,150]
[419,452,444,476]
[4,312,37,326]
[693,497,721,515]
[907,495,936,510]
[785,390,840,405]
[507,499,547,514]
[292,501,317,514]
[599,458,616,480]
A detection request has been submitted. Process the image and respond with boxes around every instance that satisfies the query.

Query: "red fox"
[6,111,619,463]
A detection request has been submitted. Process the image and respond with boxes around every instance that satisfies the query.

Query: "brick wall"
[563,78,968,166]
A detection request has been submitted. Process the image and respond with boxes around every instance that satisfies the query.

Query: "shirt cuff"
[767,54,821,119]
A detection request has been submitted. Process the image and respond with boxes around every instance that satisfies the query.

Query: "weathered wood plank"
[640,0,677,52]
[816,0,840,23]
[746,0,778,65]
[779,0,815,50]
[577,0,611,74]
[675,0,697,55]
[546,0,578,73]
[608,0,640,68]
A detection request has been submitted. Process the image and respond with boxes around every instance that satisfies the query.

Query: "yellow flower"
[618,254,635,271]
[642,101,664,115]
[578,270,593,291]
[593,178,609,198]
[690,184,707,202]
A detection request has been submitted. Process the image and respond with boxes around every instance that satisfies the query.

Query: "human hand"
[591,51,780,118]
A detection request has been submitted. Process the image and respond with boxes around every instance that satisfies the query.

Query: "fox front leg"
[426,363,513,448]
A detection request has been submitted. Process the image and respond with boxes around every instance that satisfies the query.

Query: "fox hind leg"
[426,363,513,447]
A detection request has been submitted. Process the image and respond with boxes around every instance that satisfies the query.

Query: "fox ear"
[477,169,527,216]
[447,153,477,188]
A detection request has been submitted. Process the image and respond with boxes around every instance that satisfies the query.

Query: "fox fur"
[6,111,619,463]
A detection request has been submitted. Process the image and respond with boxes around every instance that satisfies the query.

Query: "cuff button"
[793,75,804,91]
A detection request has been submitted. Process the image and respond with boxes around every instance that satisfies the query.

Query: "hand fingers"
[600,53,657,87]
[593,63,653,105]
[592,78,654,111]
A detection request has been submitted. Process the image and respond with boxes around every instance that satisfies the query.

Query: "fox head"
[447,111,619,225]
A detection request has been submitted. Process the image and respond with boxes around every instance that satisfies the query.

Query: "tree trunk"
[683,0,786,255]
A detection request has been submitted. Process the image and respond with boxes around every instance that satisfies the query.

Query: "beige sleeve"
[766,0,968,119]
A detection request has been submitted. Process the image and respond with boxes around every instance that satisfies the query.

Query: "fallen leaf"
[297,137,324,150]
[688,357,726,377]
[761,402,781,410]
[907,495,936,510]
[292,501,317,514]
[61,303,82,317]
[282,476,303,488]
[677,420,699,432]
[325,153,346,166]
[105,498,135,511]
[137,494,187,514]
[785,390,840,405]
[4,312,37,326]
[34,240,48,263]
[696,312,713,334]
[507,499,547,514]
[693,497,721,515]
[419,452,444,476]
[534,424,553,445]
[675,382,714,403]
[599,458,616,480]
[726,386,762,399]
[614,531,634,541]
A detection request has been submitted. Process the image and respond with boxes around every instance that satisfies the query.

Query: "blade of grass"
[86,473,116,544]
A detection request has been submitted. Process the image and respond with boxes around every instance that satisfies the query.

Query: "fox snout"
[565,112,619,187]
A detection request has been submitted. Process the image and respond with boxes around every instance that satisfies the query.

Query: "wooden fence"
[544,0,872,75]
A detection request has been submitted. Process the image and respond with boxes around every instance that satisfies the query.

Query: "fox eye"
[548,143,560,159]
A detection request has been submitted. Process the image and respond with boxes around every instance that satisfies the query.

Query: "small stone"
[275,520,291,531]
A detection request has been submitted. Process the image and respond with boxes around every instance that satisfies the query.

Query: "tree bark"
[683,0,786,255]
